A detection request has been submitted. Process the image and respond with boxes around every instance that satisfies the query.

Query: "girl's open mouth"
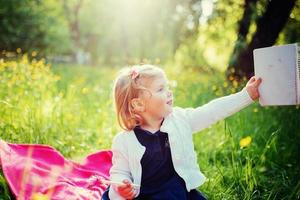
[167,100,173,106]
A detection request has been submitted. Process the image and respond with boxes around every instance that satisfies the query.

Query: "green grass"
[0,57,300,199]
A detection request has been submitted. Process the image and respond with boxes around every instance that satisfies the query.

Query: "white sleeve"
[185,89,254,133]
[108,134,132,200]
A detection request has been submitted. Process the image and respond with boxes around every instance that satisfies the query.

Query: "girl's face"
[141,74,173,119]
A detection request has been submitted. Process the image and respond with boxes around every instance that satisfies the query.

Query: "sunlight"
[199,0,214,25]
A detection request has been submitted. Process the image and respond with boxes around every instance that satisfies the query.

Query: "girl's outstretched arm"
[185,76,261,133]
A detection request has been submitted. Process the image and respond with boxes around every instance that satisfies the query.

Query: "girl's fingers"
[118,183,134,194]
[124,191,135,199]
[121,188,135,199]
[118,186,132,195]
[118,179,132,190]
[253,77,262,87]
[249,76,256,82]
[122,186,134,193]
[118,184,129,190]
[117,179,135,198]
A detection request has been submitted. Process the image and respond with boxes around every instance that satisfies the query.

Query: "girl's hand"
[244,76,262,101]
[116,179,135,199]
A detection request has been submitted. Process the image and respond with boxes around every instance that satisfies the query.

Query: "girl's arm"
[185,76,261,133]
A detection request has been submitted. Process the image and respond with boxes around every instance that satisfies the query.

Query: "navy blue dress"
[133,126,206,200]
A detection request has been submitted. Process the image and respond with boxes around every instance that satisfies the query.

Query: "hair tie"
[130,69,139,80]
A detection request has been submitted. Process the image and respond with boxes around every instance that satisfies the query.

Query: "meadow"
[0,55,299,199]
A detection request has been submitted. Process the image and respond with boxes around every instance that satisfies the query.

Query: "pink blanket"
[0,140,112,200]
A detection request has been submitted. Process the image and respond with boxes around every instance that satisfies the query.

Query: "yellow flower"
[81,87,89,94]
[31,193,50,200]
[16,48,22,54]
[32,51,37,57]
[233,80,238,88]
[240,136,252,149]
[215,91,222,96]
[253,108,258,113]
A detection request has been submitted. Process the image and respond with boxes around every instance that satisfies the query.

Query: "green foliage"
[173,38,212,73]
[277,0,300,44]
[174,0,245,72]
[1,0,298,69]
[0,56,115,154]
[0,171,12,200]
[0,0,71,55]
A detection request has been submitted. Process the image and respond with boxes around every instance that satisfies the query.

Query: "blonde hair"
[113,64,165,131]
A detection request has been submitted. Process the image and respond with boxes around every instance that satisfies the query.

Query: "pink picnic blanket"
[0,140,112,200]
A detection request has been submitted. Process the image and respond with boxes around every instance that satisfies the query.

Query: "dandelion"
[232,80,238,88]
[32,51,37,57]
[81,87,89,94]
[215,90,222,96]
[31,193,50,200]
[16,48,22,54]
[240,136,252,149]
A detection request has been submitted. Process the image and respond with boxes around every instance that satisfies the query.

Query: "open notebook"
[253,43,300,106]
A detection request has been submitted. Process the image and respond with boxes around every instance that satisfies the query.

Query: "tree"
[228,0,297,80]
[61,0,84,54]
[0,0,69,55]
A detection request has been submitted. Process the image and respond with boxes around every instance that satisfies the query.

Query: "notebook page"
[253,44,297,106]
[296,43,300,104]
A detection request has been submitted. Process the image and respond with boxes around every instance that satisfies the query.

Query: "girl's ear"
[131,98,145,112]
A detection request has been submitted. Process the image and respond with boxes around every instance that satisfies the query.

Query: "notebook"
[253,43,300,106]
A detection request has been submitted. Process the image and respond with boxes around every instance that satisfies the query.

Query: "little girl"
[105,64,261,200]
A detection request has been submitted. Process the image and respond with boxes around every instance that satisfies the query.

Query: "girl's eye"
[158,88,164,92]
[157,84,170,92]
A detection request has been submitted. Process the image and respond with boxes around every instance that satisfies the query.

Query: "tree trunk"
[228,0,257,80]
[62,0,84,62]
[228,0,296,81]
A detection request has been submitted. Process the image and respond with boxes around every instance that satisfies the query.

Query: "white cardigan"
[109,89,254,199]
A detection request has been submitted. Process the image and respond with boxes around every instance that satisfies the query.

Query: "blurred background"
[0,0,300,199]
[1,0,299,76]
